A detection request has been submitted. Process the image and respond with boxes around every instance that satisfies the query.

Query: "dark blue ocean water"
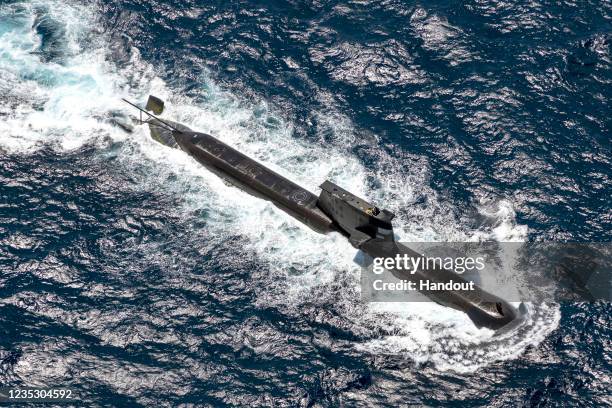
[0,0,610,406]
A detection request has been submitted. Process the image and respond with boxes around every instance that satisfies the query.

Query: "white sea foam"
[0,0,560,372]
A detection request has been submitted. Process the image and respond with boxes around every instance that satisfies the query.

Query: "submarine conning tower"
[316,181,395,247]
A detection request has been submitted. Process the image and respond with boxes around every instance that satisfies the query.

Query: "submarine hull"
[173,130,336,234]
[147,119,334,233]
[134,100,523,332]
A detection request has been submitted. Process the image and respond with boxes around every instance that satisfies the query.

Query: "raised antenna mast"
[121,98,181,133]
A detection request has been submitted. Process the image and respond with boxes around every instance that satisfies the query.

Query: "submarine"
[122,96,524,332]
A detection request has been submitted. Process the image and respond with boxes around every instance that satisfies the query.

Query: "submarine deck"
[173,130,336,234]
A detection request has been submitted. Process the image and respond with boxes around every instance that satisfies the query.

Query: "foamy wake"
[0,0,559,372]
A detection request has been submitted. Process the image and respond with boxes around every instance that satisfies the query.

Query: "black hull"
[140,109,523,333]
[173,131,336,234]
